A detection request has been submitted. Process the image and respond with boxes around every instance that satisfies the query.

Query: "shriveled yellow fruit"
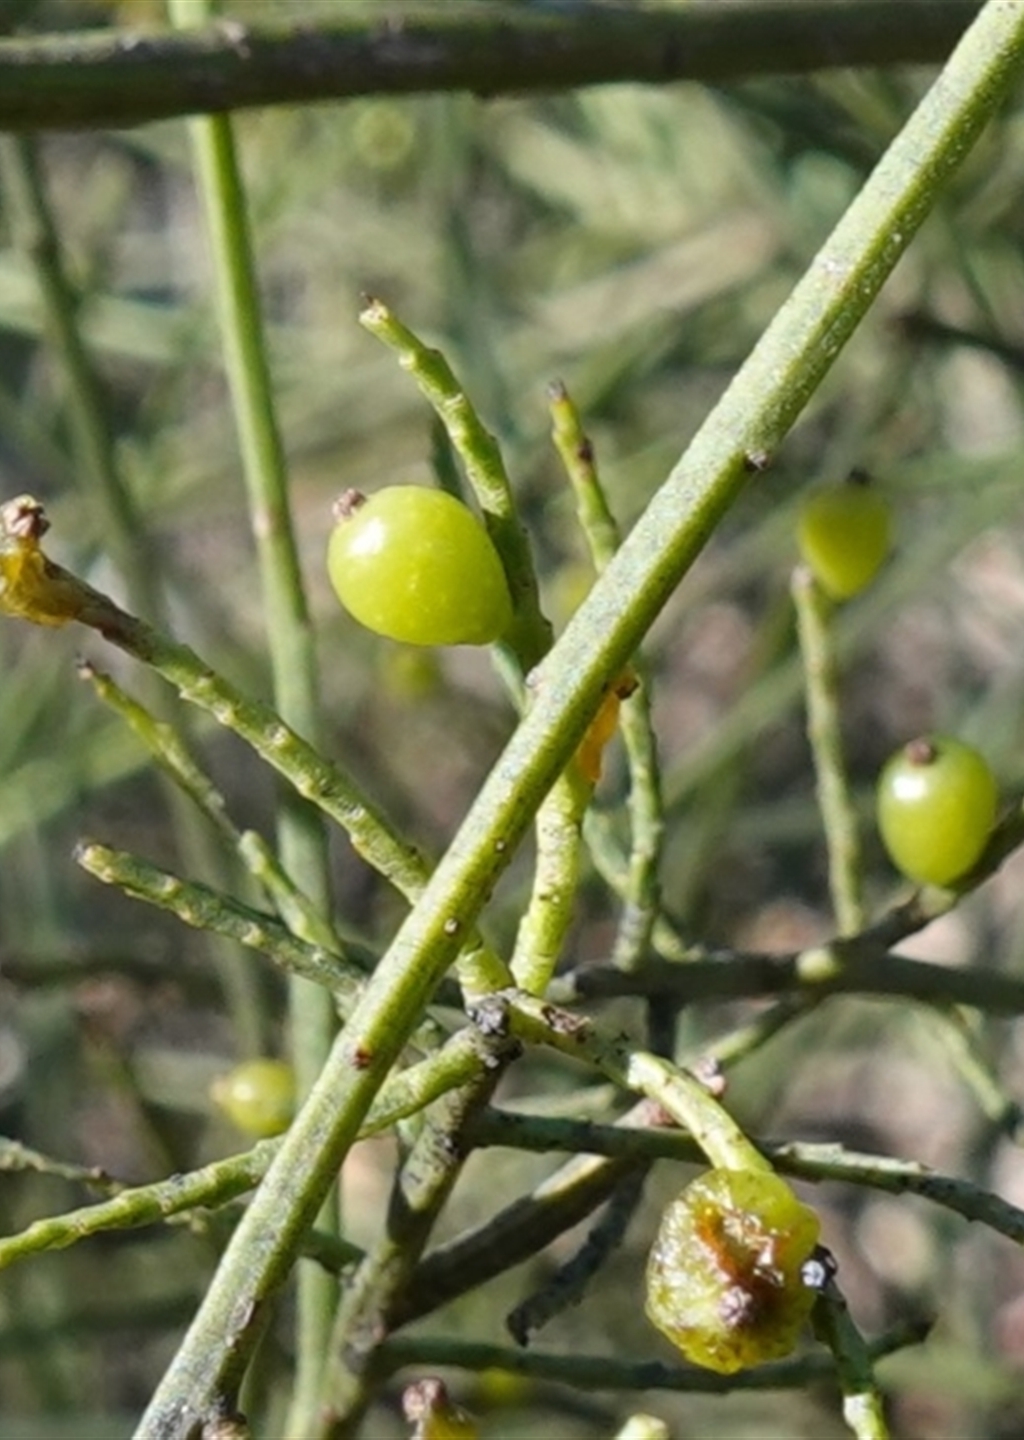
[646,1168,821,1373]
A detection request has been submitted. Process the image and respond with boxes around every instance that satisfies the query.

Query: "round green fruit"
[797,477,891,600]
[327,486,512,646]
[646,1167,821,1374]
[210,1058,296,1138]
[877,734,997,887]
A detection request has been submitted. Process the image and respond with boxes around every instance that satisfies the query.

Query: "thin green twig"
[469,1109,1024,1246]
[0,1028,495,1279]
[510,763,590,994]
[396,1143,639,1330]
[547,944,1024,1015]
[549,381,664,969]
[791,566,864,935]
[0,1144,276,1274]
[0,1138,120,1194]
[503,992,769,1172]
[317,1044,516,1436]
[75,839,365,1007]
[813,1283,891,1440]
[374,1321,930,1393]
[79,659,356,957]
[169,0,339,1414]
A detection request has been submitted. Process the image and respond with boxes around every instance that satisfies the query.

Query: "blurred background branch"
[0,1,982,132]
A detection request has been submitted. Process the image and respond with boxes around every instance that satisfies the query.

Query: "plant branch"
[469,1110,1024,1246]
[374,1321,930,1393]
[547,944,1024,1016]
[168,0,340,1415]
[0,2,982,132]
[109,6,1024,1430]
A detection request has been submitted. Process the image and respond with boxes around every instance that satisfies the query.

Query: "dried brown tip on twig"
[905,736,938,766]
[331,489,367,522]
[1,493,50,541]
[402,1377,449,1424]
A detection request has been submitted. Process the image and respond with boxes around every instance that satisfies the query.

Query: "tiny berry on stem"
[796,471,891,600]
[327,485,512,646]
[876,733,998,886]
[210,1058,296,1138]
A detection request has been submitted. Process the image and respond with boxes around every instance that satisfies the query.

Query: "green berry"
[327,486,512,646]
[877,734,997,886]
[646,1168,821,1374]
[797,475,891,600]
[210,1058,296,1138]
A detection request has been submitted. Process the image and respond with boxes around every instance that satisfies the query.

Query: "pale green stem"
[80,660,356,957]
[468,1109,1024,1244]
[510,766,589,994]
[506,993,769,1173]
[813,1285,891,1440]
[549,381,664,968]
[75,840,365,1007]
[375,1322,927,1394]
[791,566,864,935]
[0,1030,487,1277]
[0,1144,277,1274]
[168,0,339,1418]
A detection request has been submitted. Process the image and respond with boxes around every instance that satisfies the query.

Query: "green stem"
[469,1109,1024,1245]
[510,767,589,994]
[317,1058,513,1436]
[505,992,769,1173]
[549,381,664,968]
[126,10,1024,1429]
[374,1322,928,1394]
[396,1145,637,1330]
[548,944,1024,1015]
[0,1144,277,1274]
[74,839,366,1007]
[79,661,358,971]
[168,0,339,1416]
[813,1284,891,1440]
[791,567,864,935]
[0,1033,492,1279]
[0,3,983,132]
